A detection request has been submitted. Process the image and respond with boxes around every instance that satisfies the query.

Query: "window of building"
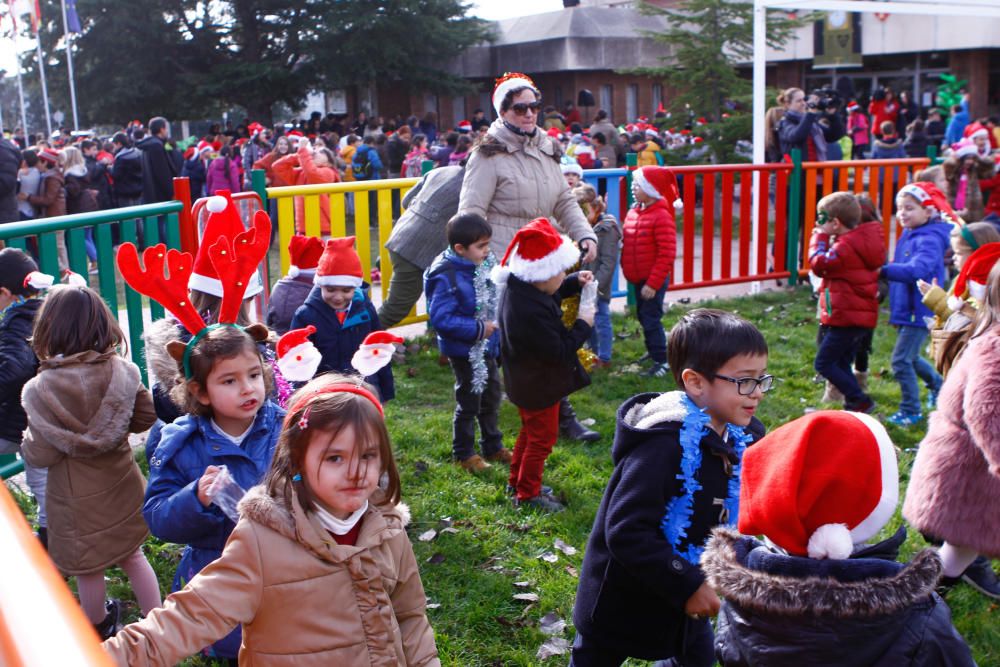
[652,84,663,114]
[626,84,638,123]
[452,96,466,126]
[424,94,438,114]
[600,85,613,120]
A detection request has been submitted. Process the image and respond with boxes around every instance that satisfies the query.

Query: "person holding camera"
[777,88,845,162]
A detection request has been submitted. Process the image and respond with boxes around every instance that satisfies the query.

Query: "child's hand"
[197,466,222,507]
[577,270,594,286]
[640,284,657,300]
[917,278,938,296]
[684,582,721,619]
[483,321,498,338]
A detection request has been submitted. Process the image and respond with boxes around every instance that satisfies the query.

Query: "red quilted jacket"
[809,220,886,328]
[621,199,677,291]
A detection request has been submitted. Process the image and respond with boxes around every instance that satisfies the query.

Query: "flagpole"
[10,19,30,138]
[59,0,77,130]
[35,38,52,138]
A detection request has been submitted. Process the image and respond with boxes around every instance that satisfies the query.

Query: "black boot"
[94,599,122,641]
[961,556,1000,599]
[559,397,600,443]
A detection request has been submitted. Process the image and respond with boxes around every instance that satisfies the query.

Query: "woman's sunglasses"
[510,102,543,116]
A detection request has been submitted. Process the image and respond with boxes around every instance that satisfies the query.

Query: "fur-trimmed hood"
[143,316,184,391]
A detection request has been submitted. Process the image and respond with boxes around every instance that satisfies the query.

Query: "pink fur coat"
[903,325,1000,556]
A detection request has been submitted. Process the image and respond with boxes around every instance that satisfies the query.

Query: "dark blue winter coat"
[573,391,765,660]
[290,285,395,402]
[425,250,500,359]
[702,527,975,667]
[0,298,41,444]
[881,219,951,327]
[352,144,384,181]
[180,157,206,199]
[142,400,283,658]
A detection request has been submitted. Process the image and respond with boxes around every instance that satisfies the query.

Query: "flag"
[12,0,39,33]
[66,0,80,33]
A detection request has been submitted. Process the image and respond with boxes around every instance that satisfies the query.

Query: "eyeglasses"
[712,373,774,396]
[510,102,542,116]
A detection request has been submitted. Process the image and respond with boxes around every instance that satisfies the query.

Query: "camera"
[808,86,842,112]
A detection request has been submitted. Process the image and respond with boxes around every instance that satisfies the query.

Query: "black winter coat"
[136,135,178,203]
[0,298,41,443]
[573,391,765,659]
[702,527,975,667]
[111,147,144,200]
[497,274,590,410]
[0,138,21,223]
[84,156,112,209]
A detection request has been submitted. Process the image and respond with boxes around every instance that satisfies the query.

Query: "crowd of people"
[0,71,999,667]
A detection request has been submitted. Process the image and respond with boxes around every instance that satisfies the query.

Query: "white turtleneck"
[312,500,368,535]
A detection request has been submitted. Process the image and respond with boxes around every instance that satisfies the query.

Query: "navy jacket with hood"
[573,391,765,659]
[882,219,951,327]
[0,298,41,443]
[424,250,500,359]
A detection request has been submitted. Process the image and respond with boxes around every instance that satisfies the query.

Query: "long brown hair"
[31,285,125,359]
[971,260,1000,340]
[265,373,401,512]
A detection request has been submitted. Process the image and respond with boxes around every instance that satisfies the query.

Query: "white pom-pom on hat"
[288,265,300,279]
[807,523,854,560]
[206,195,228,213]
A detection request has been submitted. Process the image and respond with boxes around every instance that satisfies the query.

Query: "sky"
[471,0,566,21]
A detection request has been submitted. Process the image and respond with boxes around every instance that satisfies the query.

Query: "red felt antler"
[116,243,207,335]
[208,209,272,324]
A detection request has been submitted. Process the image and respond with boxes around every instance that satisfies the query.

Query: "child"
[576,184,622,367]
[871,120,906,159]
[425,213,510,472]
[622,165,680,377]
[880,182,951,425]
[104,374,440,665]
[20,285,161,639]
[492,218,594,512]
[703,411,974,666]
[562,158,583,188]
[846,101,869,160]
[810,192,885,413]
[266,234,324,335]
[291,236,396,402]
[571,309,768,667]
[0,250,47,543]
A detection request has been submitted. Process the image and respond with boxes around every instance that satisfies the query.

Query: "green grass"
[8,286,998,665]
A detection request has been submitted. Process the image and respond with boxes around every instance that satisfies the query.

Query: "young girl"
[20,285,161,639]
[142,322,284,661]
[105,374,439,666]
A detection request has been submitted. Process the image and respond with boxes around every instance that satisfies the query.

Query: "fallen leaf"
[539,612,566,636]
[413,461,429,474]
[513,593,539,602]
[536,637,572,659]
[513,581,532,588]
[426,553,446,564]
[565,565,578,577]
[418,529,437,542]
[426,603,441,610]
[436,517,453,529]
[441,527,459,534]
[579,418,596,427]
[505,523,532,532]
[406,367,418,377]
[554,539,577,556]
[538,551,558,563]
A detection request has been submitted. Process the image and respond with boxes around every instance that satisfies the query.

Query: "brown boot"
[456,455,491,472]
[821,381,844,403]
[486,448,513,464]
[854,371,869,392]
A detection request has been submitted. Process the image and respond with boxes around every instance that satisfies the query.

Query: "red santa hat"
[547,127,563,140]
[183,146,195,161]
[196,140,214,156]
[457,120,472,133]
[248,122,265,139]
[490,217,580,286]
[632,166,683,212]
[493,72,537,116]
[314,236,363,288]
[351,330,404,377]
[950,242,1000,308]
[847,100,860,112]
[896,181,963,226]
[188,191,265,298]
[38,148,60,165]
[276,325,322,382]
[964,122,989,141]
[738,411,898,559]
[287,235,324,278]
[951,138,979,159]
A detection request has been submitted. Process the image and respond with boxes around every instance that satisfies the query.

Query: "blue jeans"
[84,227,97,262]
[589,297,613,362]
[814,325,870,405]
[634,281,668,363]
[891,325,941,414]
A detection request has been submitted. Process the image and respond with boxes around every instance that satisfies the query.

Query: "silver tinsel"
[469,252,499,394]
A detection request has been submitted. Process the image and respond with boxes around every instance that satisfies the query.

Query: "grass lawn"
[9,285,997,665]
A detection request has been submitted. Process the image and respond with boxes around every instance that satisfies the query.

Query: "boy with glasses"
[572,308,770,667]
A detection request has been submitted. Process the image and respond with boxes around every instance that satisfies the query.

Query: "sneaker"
[506,484,553,497]
[94,599,122,641]
[640,362,670,378]
[514,494,565,513]
[456,455,491,473]
[485,448,513,464]
[961,557,1000,599]
[886,411,923,427]
[926,389,939,412]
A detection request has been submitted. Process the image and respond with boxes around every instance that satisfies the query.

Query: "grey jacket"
[458,119,596,257]
[582,214,622,301]
[385,165,464,270]
[265,276,314,336]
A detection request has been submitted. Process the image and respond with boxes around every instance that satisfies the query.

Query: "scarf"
[313,500,368,535]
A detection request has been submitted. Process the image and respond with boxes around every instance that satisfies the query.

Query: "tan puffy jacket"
[104,485,440,667]
[459,119,596,257]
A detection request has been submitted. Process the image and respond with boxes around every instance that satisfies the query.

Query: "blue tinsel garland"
[660,394,752,564]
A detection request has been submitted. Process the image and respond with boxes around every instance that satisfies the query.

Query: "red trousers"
[509,402,560,500]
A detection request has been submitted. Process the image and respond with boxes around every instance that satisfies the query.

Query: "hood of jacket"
[116,146,141,162]
[22,350,142,457]
[143,317,184,391]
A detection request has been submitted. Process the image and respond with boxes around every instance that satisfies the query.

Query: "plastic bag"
[206,465,247,523]
[578,280,599,321]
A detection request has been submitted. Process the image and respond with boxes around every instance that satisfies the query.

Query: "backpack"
[401,151,426,178]
[353,146,373,180]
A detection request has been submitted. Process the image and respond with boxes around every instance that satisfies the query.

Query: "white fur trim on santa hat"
[206,195,228,213]
[493,76,536,116]
[969,281,987,301]
[969,127,990,140]
[313,273,363,288]
[896,183,931,205]
[807,523,854,560]
[844,411,899,545]
[189,269,265,298]
[504,236,580,283]
[632,169,663,200]
[947,295,967,312]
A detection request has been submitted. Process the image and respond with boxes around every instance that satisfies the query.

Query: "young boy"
[425,214,511,473]
[703,411,974,666]
[290,236,395,401]
[622,165,680,377]
[0,248,48,544]
[810,192,885,413]
[265,234,324,335]
[572,309,769,667]
[562,158,583,188]
[881,182,951,425]
[493,218,594,512]
[576,184,622,367]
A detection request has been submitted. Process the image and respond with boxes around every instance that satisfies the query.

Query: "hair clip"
[298,407,311,431]
[292,473,302,482]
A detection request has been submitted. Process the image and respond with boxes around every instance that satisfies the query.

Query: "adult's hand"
[640,284,657,300]
[579,239,597,263]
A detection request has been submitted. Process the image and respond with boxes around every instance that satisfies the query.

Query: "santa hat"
[38,149,60,165]
[493,72,537,116]
[248,122,265,139]
[560,156,583,177]
[287,235,324,278]
[547,127,563,140]
[633,166,683,212]
[846,101,859,113]
[314,236,363,288]
[457,120,472,133]
[644,128,658,138]
[491,217,579,286]
[896,181,963,226]
[351,331,404,377]
[183,146,195,161]
[965,122,989,141]
[951,138,979,159]
[196,140,214,156]
[62,270,87,287]
[738,411,898,559]
[950,242,1000,309]
[276,325,322,382]
[23,271,54,290]
[189,191,265,298]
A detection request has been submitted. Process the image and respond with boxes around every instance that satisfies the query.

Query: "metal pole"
[751,0,766,272]
[35,40,52,138]
[11,27,29,138]
[59,0,79,130]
